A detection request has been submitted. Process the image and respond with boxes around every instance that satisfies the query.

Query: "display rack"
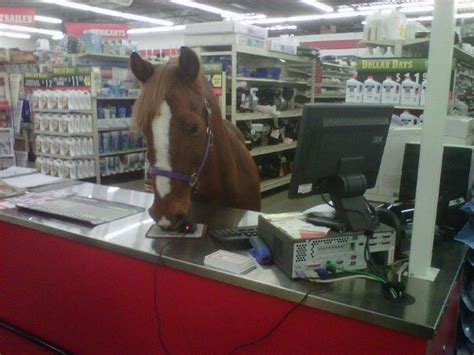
[0,73,16,169]
[314,61,353,102]
[70,53,146,183]
[195,44,316,192]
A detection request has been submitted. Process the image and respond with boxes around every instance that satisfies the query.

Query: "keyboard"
[209,226,258,249]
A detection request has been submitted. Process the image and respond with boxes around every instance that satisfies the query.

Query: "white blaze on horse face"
[151,101,172,198]
[158,216,171,228]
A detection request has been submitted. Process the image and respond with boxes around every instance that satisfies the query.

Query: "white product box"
[445,116,474,142]
[267,40,297,55]
[185,21,268,39]
[204,250,256,274]
[185,33,266,49]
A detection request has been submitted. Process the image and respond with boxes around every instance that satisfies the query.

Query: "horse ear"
[178,46,200,83]
[130,52,154,83]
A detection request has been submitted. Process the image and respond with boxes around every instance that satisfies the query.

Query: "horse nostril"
[175,213,186,225]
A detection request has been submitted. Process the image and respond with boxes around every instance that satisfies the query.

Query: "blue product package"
[121,130,130,150]
[99,133,104,154]
[102,132,111,153]
[99,158,106,174]
[111,131,120,152]
[454,221,474,248]
[117,107,127,118]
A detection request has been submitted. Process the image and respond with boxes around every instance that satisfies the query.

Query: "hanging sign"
[24,67,92,89]
[356,58,429,85]
[0,7,36,25]
[64,22,129,39]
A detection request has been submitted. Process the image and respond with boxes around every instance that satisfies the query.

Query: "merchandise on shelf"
[100,153,146,176]
[381,76,401,105]
[36,156,95,179]
[35,135,93,157]
[345,76,363,103]
[400,74,421,106]
[34,113,93,134]
[31,89,92,111]
[362,75,382,104]
[99,130,143,154]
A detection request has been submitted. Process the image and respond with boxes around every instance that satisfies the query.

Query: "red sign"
[64,23,128,39]
[0,7,35,25]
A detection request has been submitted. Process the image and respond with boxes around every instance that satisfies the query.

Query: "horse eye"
[185,123,199,135]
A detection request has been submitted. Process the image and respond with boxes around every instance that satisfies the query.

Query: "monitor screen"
[289,104,393,199]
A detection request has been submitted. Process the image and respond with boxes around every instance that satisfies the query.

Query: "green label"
[357,58,428,72]
[202,63,223,74]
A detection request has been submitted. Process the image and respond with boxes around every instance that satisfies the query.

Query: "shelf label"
[24,67,92,89]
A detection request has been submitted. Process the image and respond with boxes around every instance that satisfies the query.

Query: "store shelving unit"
[195,43,316,192]
[0,73,16,169]
[314,61,353,102]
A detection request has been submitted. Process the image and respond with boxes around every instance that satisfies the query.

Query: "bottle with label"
[420,79,427,106]
[345,76,364,103]
[400,110,418,125]
[362,75,381,104]
[400,74,420,106]
[381,76,400,104]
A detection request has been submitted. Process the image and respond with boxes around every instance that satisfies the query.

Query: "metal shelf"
[98,126,132,132]
[237,46,312,63]
[34,130,94,137]
[200,51,232,57]
[99,148,146,157]
[234,109,303,121]
[235,77,311,86]
[70,53,130,62]
[101,168,145,177]
[33,109,92,113]
[0,154,14,158]
[315,84,345,89]
[94,96,139,100]
[260,174,292,192]
[314,94,345,99]
[321,62,353,70]
[35,152,95,160]
[0,127,12,132]
[395,105,424,110]
[251,141,297,157]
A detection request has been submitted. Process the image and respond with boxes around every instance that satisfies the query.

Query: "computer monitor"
[399,142,474,234]
[289,103,393,232]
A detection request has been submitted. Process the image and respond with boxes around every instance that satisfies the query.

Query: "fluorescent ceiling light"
[128,25,186,34]
[34,15,63,24]
[300,0,334,13]
[400,6,434,13]
[265,25,298,31]
[170,0,237,17]
[0,31,31,39]
[52,33,65,40]
[228,13,267,21]
[338,6,355,13]
[357,4,398,12]
[43,0,173,26]
[0,23,63,37]
[244,11,369,25]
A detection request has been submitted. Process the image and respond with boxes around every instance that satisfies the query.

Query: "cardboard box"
[185,21,268,39]
[445,116,474,140]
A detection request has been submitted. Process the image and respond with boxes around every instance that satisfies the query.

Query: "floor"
[111,178,324,213]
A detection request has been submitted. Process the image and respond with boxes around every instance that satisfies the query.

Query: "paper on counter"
[271,219,330,240]
[0,190,74,210]
[2,173,63,189]
[0,166,36,178]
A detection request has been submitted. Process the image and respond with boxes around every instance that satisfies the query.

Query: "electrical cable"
[229,288,318,354]
[0,318,70,354]
[152,236,184,355]
[306,274,384,283]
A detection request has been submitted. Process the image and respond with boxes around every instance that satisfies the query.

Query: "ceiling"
[0,0,467,35]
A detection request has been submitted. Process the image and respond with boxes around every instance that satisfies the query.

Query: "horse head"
[131,47,214,230]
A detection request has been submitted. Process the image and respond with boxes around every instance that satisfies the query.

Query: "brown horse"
[130,47,261,230]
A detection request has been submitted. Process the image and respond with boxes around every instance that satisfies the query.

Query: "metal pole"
[408,0,456,281]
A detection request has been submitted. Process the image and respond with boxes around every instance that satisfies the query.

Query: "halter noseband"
[147,99,214,192]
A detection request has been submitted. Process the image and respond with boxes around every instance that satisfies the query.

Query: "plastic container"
[362,76,381,104]
[420,79,427,106]
[400,74,420,106]
[381,76,400,104]
[345,77,364,103]
[400,110,418,125]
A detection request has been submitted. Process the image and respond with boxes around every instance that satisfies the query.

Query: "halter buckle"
[189,172,200,190]
[207,129,214,146]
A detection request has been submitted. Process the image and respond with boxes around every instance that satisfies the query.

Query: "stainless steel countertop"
[0,182,466,338]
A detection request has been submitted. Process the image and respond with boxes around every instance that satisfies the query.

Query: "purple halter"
[147,99,214,192]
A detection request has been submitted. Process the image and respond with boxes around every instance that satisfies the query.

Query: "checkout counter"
[0,182,466,354]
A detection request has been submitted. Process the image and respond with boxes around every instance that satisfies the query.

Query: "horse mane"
[133,62,176,131]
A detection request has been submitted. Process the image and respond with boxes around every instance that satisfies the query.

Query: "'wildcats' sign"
[0,7,36,25]
[64,23,129,39]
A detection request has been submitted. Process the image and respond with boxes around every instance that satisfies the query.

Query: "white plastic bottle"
[400,110,418,125]
[362,75,382,104]
[400,74,420,106]
[345,76,364,103]
[381,76,400,104]
[420,79,427,106]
